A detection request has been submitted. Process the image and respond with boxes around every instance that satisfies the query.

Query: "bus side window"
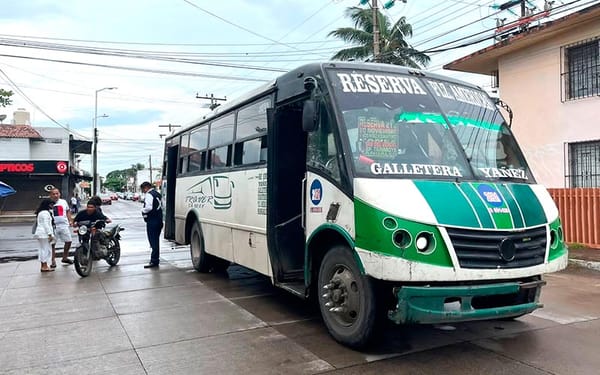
[307,106,341,183]
[234,135,267,166]
[209,145,232,169]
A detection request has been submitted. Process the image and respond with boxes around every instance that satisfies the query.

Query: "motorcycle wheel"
[74,245,93,277]
[106,238,121,266]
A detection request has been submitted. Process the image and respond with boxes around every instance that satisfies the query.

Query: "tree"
[329,7,430,68]
[104,164,146,192]
[0,88,13,107]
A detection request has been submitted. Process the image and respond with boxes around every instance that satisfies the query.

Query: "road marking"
[531,309,598,324]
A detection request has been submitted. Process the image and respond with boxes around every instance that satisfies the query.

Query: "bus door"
[267,101,308,292]
[163,144,178,240]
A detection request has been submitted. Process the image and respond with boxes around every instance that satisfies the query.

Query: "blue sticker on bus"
[477,184,503,207]
[310,179,323,206]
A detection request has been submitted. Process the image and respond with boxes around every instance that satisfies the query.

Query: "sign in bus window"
[357,117,397,160]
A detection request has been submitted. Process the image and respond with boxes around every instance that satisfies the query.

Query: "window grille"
[567,140,600,187]
[562,37,600,101]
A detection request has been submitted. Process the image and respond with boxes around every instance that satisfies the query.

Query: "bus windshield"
[327,69,533,183]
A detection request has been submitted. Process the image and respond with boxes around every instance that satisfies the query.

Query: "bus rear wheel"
[318,246,376,349]
[190,222,211,273]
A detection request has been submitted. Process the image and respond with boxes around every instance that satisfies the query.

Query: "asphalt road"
[0,199,159,261]
[1,200,600,374]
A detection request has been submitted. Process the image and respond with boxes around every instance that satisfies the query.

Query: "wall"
[0,138,30,159]
[30,127,70,160]
[498,22,600,188]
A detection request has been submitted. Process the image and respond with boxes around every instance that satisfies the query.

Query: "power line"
[0,68,89,139]
[0,33,342,46]
[0,53,275,82]
[422,0,589,53]
[0,37,344,58]
[0,39,288,72]
[182,0,304,52]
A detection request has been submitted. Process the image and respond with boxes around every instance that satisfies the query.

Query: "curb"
[569,259,600,272]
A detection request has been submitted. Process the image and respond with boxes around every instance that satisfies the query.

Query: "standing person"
[34,199,55,272]
[49,188,74,266]
[140,182,163,268]
[70,195,79,214]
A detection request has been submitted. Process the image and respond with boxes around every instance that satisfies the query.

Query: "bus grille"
[446,226,547,269]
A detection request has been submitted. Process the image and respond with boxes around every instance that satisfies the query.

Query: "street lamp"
[92,87,117,196]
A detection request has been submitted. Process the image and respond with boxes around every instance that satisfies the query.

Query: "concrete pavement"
[1,244,600,373]
[2,200,600,374]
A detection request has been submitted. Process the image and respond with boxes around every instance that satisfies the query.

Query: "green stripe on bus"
[509,184,547,227]
[456,183,495,229]
[497,184,524,228]
[414,181,481,228]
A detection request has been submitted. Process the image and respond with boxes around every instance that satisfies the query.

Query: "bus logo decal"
[310,179,323,206]
[185,175,235,210]
[477,184,503,208]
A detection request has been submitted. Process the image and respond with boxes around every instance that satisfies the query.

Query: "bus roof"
[167,62,484,140]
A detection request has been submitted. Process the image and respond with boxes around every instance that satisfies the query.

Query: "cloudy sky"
[0,0,585,176]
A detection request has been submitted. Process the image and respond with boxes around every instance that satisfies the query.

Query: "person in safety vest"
[140,181,163,268]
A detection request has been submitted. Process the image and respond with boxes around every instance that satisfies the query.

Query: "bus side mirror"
[302,100,319,132]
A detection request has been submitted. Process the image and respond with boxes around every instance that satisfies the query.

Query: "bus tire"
[318,245,376,349]
[190,222,211,273]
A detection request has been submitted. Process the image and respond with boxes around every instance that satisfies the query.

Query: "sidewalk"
[567,247,600,272]
[0,249,332,374]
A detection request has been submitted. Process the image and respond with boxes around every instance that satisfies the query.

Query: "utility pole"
[158,124,181,133]
[372,0,381,63]
[196,93,226,110]
[149,154,153,184]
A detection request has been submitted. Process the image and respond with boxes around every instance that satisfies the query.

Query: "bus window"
[178,132,191,175]
[190,126,208,152]
[236,98,270,140]
[210,114,235,148]
[209,145,230,169]
[307,106,341,182]
[188,151,206,172]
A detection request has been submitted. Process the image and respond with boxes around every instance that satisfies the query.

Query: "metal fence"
[548,188,600,248]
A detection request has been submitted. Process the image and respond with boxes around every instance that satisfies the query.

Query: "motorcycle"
[73,220,123,277]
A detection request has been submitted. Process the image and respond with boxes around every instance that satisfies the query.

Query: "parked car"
[110,193,118,200]
[99,194,112,205]
[117,192,125,199]
[125,192,133,200]
[132,192,140,201]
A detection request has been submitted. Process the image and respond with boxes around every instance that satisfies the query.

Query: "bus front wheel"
[190,222,211,273]
[318,246,377,349]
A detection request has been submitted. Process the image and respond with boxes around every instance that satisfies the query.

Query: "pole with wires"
[372,0,381,62]
[92,87,116,196]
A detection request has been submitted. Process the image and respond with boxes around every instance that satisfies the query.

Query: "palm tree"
[329,7,430,68]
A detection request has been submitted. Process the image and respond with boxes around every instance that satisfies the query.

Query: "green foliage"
[0,88,13,107]
[104,164,146,192]
[329,7,430,68]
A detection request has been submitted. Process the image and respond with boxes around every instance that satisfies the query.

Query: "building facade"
[0,109,91,212]
[445,4,600,188]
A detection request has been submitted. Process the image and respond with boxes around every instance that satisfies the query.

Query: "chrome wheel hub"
[322,265,360,326]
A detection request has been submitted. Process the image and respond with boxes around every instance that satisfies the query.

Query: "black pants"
[146,219,163,265]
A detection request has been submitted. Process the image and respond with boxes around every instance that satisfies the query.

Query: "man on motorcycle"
[73,201,112,225]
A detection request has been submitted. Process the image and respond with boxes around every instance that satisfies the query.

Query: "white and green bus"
[162,62,568,348]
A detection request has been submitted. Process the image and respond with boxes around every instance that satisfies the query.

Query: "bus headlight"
[415,232,435,254]
[78,226,88,236]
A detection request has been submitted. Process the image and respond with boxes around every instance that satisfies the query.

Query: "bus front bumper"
[388,279,545,325]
